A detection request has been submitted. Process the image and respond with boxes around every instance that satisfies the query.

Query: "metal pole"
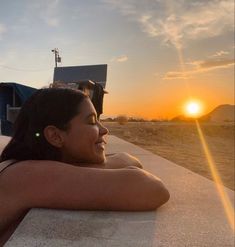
[55,49,58,68]
[51,48,58,68]
[55,50,57,68]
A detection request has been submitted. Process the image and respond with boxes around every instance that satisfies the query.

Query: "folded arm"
[78,152,143,169]
[1,160,170,212]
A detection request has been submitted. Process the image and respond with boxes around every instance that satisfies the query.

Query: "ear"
[43,126,64,148]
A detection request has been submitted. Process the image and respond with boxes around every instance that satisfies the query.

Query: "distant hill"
[171,115,194,122]
[200,104,234,122]
[171,104,235,122]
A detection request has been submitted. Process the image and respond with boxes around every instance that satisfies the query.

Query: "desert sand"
[103,121,234,190]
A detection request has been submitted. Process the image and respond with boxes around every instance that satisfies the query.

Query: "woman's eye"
[89,116,97,125]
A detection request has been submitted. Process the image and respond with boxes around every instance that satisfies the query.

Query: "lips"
[95,139,107,145]
[95,139,106,150]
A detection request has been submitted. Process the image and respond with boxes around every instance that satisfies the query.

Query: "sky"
[0,0,234,119]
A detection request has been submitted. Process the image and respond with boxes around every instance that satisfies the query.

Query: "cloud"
[139,15,159,37]
[111,55,128,62]
[44,17,59,27]
[102,0,138,15]
[195,59,234,70]
[163,58,235,79]
[103,0,234,49]
[42,0,60,27]
[29,0,60,27]
[0,23,7,39]
[211,50,229,57]
[163,71,191,80]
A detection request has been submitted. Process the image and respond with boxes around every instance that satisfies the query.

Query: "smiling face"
[59,98,108,164]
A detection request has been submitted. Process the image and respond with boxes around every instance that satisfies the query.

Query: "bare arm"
[1,160,170,211]
[79,152,143,169]
[105,153,143,169]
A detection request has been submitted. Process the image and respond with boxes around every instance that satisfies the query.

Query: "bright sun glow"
[184,101,203,117]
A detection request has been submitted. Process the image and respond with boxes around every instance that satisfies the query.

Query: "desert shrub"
[116,115,128,125]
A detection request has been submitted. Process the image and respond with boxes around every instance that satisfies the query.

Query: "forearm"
[105,153,143,169]
[24,162,170,211]
[76,153,143,169]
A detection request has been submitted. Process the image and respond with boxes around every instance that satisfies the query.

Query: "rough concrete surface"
[1,135,234,247]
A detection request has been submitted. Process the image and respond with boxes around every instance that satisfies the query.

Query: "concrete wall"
[1,135,234,247]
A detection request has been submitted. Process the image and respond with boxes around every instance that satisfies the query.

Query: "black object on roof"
[0,82,37,136]
[53,64,107,88]
[0,82,37,104]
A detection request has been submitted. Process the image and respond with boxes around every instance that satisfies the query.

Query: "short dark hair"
[1,88,88,162]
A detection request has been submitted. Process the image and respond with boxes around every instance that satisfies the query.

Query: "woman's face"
[60,98,108,164]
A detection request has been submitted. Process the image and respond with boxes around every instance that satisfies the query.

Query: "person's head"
[1,88,108,164]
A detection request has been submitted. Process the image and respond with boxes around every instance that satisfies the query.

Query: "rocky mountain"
[200,104,234,122]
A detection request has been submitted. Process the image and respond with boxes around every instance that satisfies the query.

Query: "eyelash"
[89,118,97,125]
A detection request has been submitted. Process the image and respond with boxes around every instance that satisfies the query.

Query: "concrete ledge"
[1,135,234,247]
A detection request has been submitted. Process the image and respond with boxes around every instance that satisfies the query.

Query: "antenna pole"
[51,48,61,68]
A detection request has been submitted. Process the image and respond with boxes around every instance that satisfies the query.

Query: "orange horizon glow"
[103,97,216,120]
[103,82,234,120]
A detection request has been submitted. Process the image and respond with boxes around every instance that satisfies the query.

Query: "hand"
[104,152,143,169]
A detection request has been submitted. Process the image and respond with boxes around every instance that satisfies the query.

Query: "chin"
[92,153,105,164]
[96,156,105,164]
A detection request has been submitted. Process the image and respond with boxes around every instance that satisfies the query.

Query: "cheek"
[89,129,100,146]
[79,126,99,145]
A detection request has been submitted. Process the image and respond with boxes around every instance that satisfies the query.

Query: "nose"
[98,121,109,136]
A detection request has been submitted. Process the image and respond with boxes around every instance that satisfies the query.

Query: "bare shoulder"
[0,160,78,190]
[0,160,169,211]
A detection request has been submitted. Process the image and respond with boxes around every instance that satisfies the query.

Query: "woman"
[0,88,170,244]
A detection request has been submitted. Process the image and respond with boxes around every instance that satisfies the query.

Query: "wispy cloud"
[44,17,59,27]
[195,59,234,70]
[42,0,60,27]
[0,23,7,39]
[163,71,189,80]
[111,55,128,62]
[139,15,159,37]
[102,0,138,15]
[103,0,234,49]
[211,50,229,57]
[164,58,235,79]
[30,0,60,27]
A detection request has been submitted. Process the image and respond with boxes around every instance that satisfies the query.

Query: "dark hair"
[0,88,88,162]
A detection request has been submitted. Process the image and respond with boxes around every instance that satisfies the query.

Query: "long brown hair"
[1,88,88,161]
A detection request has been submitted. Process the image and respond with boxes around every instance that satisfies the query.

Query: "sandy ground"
[103,121,234,190]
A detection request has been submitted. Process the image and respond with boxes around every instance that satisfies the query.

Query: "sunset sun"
[184,101,203,117]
